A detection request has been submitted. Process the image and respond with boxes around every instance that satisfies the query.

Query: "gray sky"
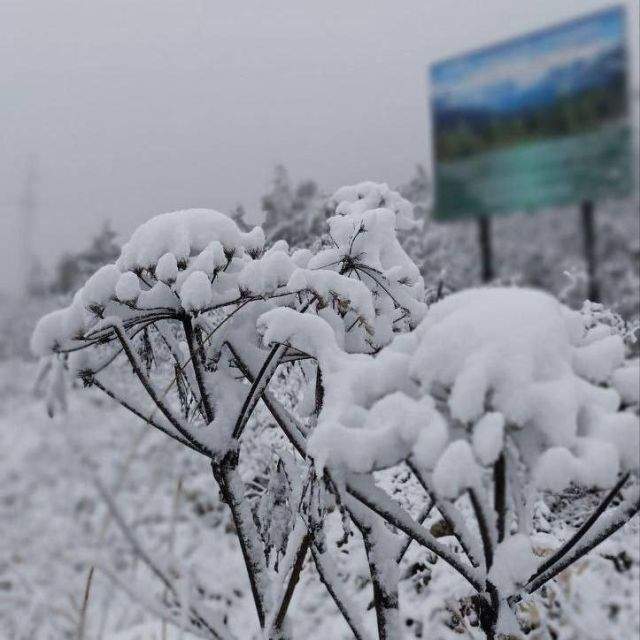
[1,0,638,293]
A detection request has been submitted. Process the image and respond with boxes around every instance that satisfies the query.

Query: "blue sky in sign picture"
[431,6,625,118]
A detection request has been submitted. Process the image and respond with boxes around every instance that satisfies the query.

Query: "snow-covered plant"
[31,181,639,639]
[262,285,639,639]
[31,184,427,639]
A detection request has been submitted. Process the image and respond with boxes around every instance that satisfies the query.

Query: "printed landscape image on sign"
[430,6,633,220]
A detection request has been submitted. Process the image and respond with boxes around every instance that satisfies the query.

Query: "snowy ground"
[1,352,638,640]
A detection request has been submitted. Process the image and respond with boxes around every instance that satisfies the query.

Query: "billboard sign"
[430,6,633,220]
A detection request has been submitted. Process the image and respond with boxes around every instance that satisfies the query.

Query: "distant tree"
[399,164,431,221]
[26,256,48,297]
[54,221,120,293]
[261,165,325,248]
[229,204,252,233]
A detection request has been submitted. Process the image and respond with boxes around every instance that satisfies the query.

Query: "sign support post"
[477,215,494,283]
[581,199,600,302]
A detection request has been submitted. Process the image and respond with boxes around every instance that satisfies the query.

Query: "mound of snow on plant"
[260,287,639,493]
[32,186,428,360]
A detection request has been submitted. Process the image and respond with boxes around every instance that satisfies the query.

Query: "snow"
[137,282,179,310]
[31,183,429,361]
[410,288,576,422]
[115,272,141,302]
[237,248,296,296]
[287,268,376,326]
[329,181,417,231]
[258,306,449,474]
[534,447,577,492]
[580,404,640,472]
[280,286,637,495]
[155,252,178,283]
[488,533,538,593]
[259,307,343,369]
[432,440,481,499]
[409,411,449,471]
[315,181,427,351]
[310,392,446,474]
[191,240,227,277]
[178,271,212,313]
[472,412,505,466]
[81,264,121,307]
[117,208,264,271]
[30,303,84,356]
[612,361,640,405]
[573,334,625,383]
[407,288,635,489]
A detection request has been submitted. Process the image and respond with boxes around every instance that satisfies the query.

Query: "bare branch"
[395,499,434,564]
[267,518,311,637]
[182,315,215,424]
[344,474,483,592]
[210,459,272,630]
[407,460,482,569]
[91,376,206,456]
[310,546,373,640]
[513,486,639,603]
[494,453,507,544]
[529,472,630,582]
[92,475,234,640]
[232,343,288,440]
[348,497,400,640]
[110,322,210,456]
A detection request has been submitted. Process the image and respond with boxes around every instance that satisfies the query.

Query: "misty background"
[2,0,638,295]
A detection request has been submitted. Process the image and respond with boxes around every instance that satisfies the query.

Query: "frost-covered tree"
[261,165,326,248]
[54,221,121,293]
[32,183,639,640]
[229,204,252,233]
[399,198,640,320]
[398,164,430,222]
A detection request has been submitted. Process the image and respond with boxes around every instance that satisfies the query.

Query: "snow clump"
[260,287,639,494]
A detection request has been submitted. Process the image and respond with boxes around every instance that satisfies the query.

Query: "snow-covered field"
[1,355,638,639]
[1,184,639,640]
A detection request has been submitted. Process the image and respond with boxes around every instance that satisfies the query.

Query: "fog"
[1,0,637,293]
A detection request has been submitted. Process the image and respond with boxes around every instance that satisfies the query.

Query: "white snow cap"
[30,294,86,356]
[81,264,121,308]
[328,181,417,231]
[433,440,482,499]
[31,208,263,354]
[297,287,638,493]
[117,209,264,271]
[612,361,640,405]
[472,412,505,466]
[179,271,212,313]
[115,272,140,302]
[488,534,538,593]
[155,252,178,284]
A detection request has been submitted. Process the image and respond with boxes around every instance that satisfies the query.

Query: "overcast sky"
[1,0,638,294]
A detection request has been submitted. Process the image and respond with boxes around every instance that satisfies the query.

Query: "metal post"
[477,215,494,283]
[581,200,600,302]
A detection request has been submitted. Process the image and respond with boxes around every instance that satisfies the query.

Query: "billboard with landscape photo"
[430,6,633,220]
